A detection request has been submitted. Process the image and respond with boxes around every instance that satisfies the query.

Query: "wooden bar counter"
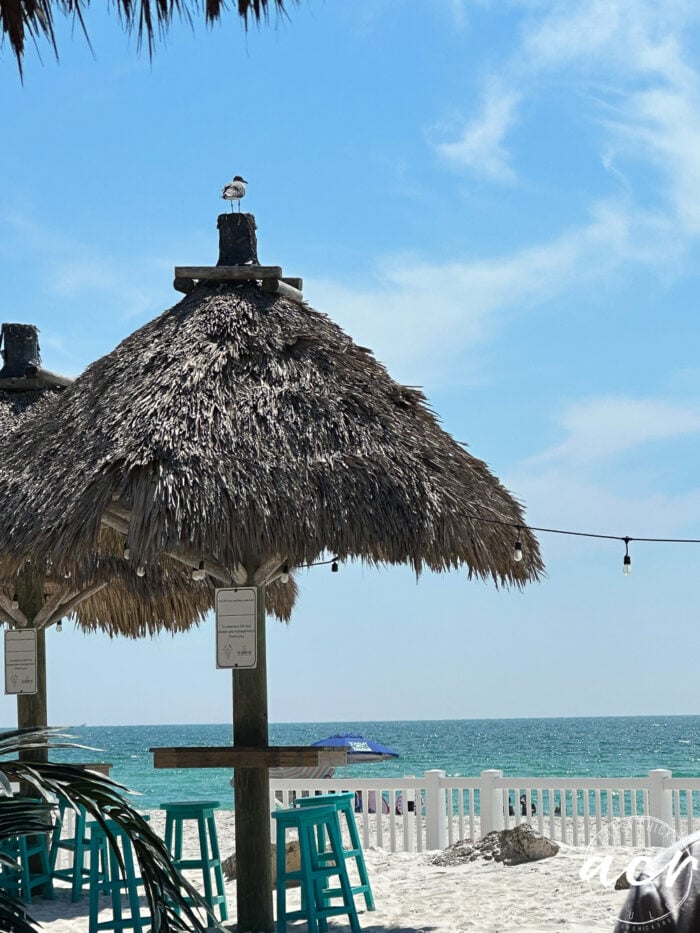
[150,745,347,769]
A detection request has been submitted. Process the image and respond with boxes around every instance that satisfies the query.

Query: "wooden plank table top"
[150,745,348,769]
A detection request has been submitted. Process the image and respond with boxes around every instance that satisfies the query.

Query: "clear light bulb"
[623,555,632,576]
[56,621,62,633]
[123,547,130,561]
[136,565,146,578]
[192,561,206,581]
[513,540,523,562]
[279,562,289,584]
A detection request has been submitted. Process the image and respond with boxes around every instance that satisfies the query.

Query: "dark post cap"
[0,323,41,379]
[217,213,259,266]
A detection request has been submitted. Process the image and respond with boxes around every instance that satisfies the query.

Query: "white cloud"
[307,197,676,384]
[507,393,700,549]
[527,396,700,466]
[613,85,700,234]
[522,0,697,76]
[434,1,700,228]
[521,0,700,229]
[506,466,700,558]
[435,83,520,183]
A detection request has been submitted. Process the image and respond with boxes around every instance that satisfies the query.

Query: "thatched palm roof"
[0,551,214,636]
[0,337,211,635]
[0,382,211,634]
[0,331,294,629]
[0,216,542,591]
[0,389,59,436]
[5,0,288,74]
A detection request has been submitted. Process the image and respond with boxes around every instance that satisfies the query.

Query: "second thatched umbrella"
[0,322,293,759]
[0,212,542,931]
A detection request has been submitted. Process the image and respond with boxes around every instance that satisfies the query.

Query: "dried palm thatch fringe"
[0,275,543,595]
[0,387,294,633]
[3,0,288,76]
[0,534,295,631]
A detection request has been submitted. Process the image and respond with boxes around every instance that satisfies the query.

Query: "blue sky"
[2,0,700,727]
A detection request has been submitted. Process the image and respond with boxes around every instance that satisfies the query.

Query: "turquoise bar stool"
[87,820,149,933]
[271,804,360,933]
[0,832,55,903]
[295,791,374,910]
[49,798,92,901]
[160,800,227,922]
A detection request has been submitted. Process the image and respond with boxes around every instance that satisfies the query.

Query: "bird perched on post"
[221,176,248,212]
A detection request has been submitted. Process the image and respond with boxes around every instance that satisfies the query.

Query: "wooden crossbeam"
[150,745,347,769]
[261,279,304,302]
[171,267,304,301]
[174,265,283,281]
[101,506,247,585]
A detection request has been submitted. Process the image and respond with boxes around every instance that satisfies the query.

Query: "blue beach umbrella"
[311,732,399,763]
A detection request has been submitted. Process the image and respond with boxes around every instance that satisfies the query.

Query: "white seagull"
[221,176,248,212]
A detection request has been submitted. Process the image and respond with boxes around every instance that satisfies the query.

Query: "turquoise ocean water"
[44,716,700,810]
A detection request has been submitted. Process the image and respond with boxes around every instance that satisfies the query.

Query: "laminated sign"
[4,629,38,695]
[215,587,257,669]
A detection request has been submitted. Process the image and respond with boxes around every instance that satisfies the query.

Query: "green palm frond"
[0,888,38,933]
[0,727,224,933]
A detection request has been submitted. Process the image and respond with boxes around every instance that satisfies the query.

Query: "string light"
[513,526,523,562]
[462,513,700,575]
[279,562,289,584]
[136,565,146,578]
[56,621,62,632]
[123,547,130,561]
[192,560,206,582]
[623,537,632,576]
[331,561,339,573]
[298,555,340,570]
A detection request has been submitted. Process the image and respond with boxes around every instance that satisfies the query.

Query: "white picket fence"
[269,768,700,853]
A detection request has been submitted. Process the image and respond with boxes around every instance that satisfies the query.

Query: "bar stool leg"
[122,835,145,933]
[88,832,106,933]
[206,811,227,921]
[18,837,32,904]
[325,819,360,933]
[196,816,214,914]
[274,821,288,933]
[341,804,374,910]
[298,820,320,933]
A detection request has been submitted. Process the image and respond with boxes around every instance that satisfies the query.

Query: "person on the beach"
[520,794,536,816]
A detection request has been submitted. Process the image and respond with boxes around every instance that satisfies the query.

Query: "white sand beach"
[26,809,641,933]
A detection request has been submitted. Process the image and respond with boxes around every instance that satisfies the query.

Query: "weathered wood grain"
[150,745,347,768]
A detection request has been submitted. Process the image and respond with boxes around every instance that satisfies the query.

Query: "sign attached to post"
[4,629,38,695]
[215,587,257,669]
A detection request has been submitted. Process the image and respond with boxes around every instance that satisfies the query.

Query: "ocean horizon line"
[43,712,700,729]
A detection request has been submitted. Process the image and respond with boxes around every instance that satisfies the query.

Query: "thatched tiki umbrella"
[0,213,543,931]
[0,323,70,759]
[0,323,283,760]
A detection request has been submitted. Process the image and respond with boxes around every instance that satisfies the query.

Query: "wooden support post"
[14,568,51,887]
[232,581,273,932]
[15,569,48,766]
